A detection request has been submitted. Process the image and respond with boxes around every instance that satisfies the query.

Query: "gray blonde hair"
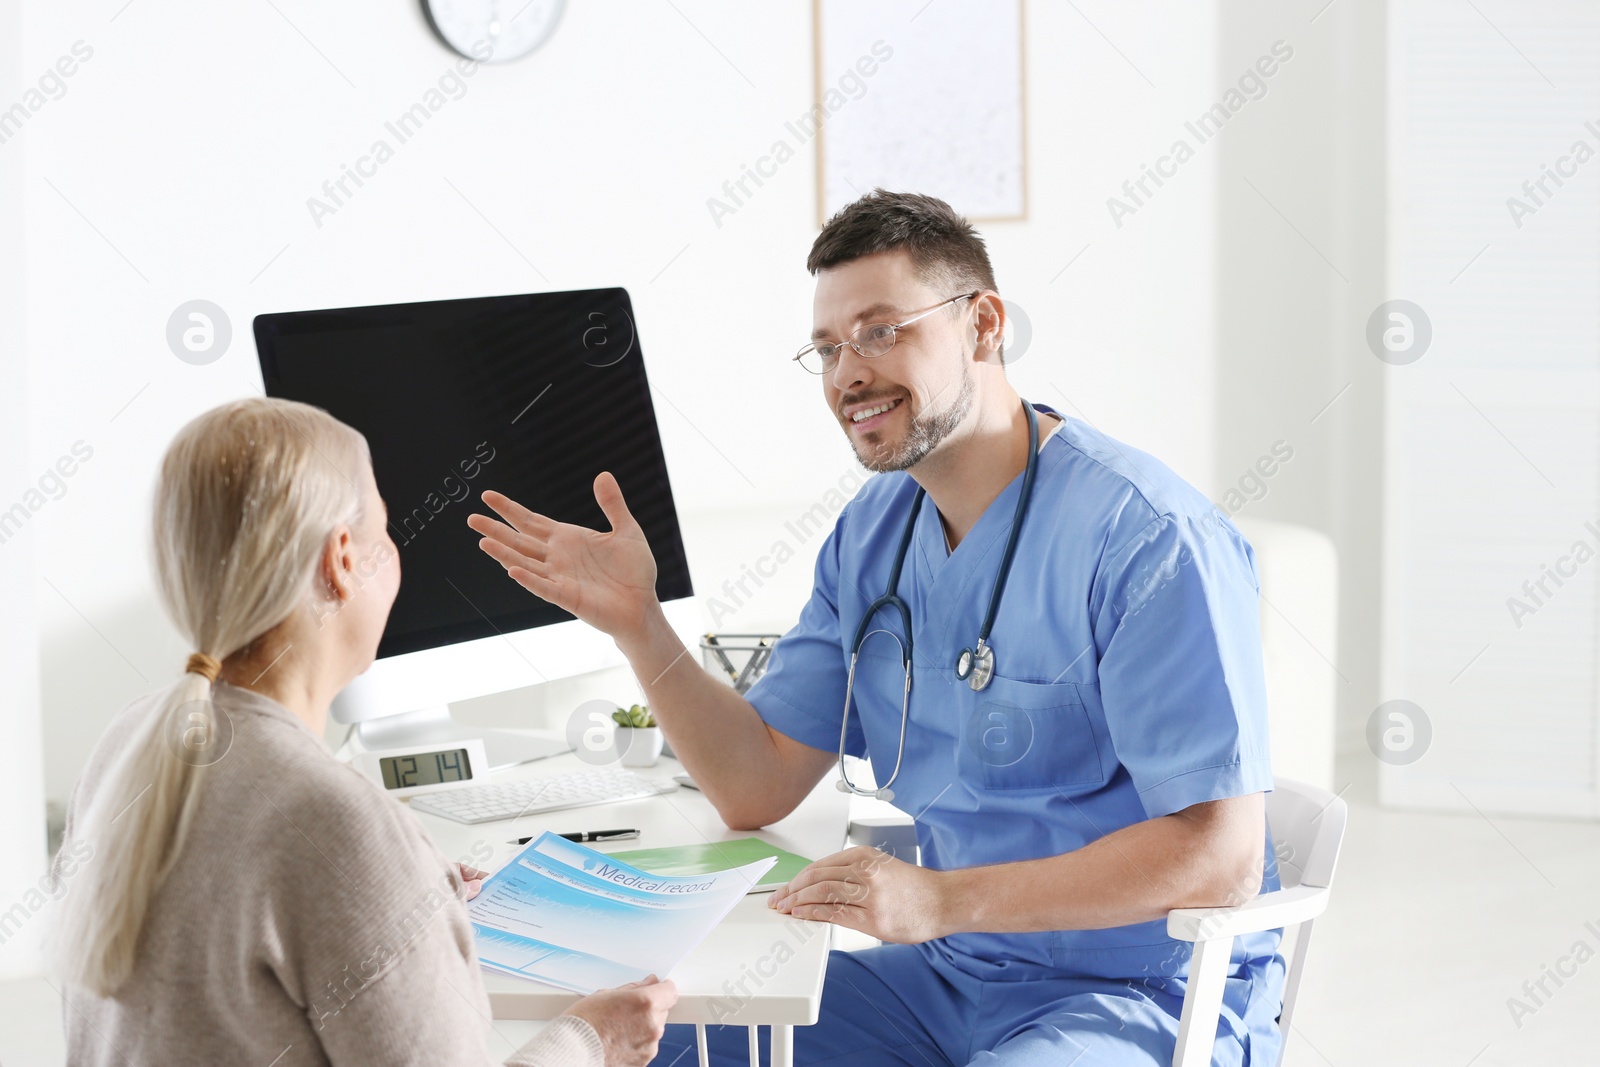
[53,397,368,995]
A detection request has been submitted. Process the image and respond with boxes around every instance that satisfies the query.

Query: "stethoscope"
[837,398,1042,801]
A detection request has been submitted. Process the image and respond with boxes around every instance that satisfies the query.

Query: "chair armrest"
[1167,884,1329,942]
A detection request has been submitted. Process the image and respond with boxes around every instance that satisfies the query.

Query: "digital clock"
[350,738,489,800]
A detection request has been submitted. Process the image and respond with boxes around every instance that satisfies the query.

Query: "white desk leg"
[770,1024,794,1067]
[696,1023,710,1067]
[748,1026,760,1064]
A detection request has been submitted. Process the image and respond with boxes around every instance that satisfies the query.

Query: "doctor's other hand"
[769,845,953,944]
[468,474,660,641]
[560,975,678,1067]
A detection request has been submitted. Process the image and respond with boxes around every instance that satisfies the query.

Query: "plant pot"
[616,726,664,767]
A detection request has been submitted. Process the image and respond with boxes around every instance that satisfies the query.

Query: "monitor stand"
[351,704,571,772]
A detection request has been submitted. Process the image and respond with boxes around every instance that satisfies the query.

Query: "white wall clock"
[423,0,566,64]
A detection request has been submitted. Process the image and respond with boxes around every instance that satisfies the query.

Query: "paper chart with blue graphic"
[468,831,778,993]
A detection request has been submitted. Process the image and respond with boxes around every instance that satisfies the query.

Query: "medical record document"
[468,831,777,993]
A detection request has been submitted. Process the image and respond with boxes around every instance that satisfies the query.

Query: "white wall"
[1213,0,1388,761]
[0,0,51,978]
[15,0,1225,807]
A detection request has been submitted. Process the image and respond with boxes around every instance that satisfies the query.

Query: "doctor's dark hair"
[806,189,997,296]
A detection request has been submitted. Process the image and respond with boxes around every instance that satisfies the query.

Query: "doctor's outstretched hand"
[468,474,659,641]
[769,845,954,944]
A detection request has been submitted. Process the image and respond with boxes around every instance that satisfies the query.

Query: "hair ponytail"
[52,398,366,996]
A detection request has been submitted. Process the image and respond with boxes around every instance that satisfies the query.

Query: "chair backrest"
[1266,777,1347,891]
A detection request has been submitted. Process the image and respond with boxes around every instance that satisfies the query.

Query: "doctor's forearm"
[940,799,1265,935]
[614,606,811,829]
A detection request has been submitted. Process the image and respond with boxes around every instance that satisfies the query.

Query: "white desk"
[406,744,853,1065]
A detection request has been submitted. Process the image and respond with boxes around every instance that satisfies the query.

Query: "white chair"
[1167,776,1347,1067]
[845,776,1348,1067]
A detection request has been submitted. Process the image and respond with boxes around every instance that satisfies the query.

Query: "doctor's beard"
[851,367,975,473]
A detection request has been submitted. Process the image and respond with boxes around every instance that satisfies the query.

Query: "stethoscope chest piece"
[955,640,996,691]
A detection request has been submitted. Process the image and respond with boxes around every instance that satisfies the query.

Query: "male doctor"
[469,190,1284,1065]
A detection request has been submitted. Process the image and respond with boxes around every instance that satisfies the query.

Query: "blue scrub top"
[744,400,1281,986]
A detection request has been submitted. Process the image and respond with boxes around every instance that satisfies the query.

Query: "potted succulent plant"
[612,703,663,767]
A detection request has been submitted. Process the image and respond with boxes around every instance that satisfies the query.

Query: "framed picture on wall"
[812,0,1028,226]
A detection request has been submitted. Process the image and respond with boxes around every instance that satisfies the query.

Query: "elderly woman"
[50,398,675,1065]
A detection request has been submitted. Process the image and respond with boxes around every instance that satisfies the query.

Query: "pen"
[510,829,641,845]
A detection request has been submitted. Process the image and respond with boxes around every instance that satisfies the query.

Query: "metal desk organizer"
[700,633,779,694]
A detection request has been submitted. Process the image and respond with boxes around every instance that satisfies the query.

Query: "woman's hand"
[467,474,660,643]
[560,975,678,1066]
[454,863,488,901]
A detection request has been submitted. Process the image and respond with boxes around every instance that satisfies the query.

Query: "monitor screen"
[254,287,693,659]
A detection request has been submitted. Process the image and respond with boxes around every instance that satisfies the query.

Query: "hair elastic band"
[185,652,221,684]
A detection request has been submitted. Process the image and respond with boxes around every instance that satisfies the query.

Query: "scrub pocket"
[958,676,1105,791]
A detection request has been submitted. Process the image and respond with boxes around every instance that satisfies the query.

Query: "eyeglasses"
[794,291,980,375]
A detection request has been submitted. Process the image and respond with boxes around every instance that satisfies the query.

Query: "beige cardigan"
[55,681,604,1067]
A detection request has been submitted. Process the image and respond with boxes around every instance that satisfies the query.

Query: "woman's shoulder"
[212,689,428,857]
[76,680,456,904]
[67,684,192,821]
[199,690,469,961]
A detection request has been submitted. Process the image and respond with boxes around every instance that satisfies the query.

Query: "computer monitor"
[254,288,696,768]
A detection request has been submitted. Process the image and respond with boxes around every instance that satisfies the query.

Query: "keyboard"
[408,767,680,824]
